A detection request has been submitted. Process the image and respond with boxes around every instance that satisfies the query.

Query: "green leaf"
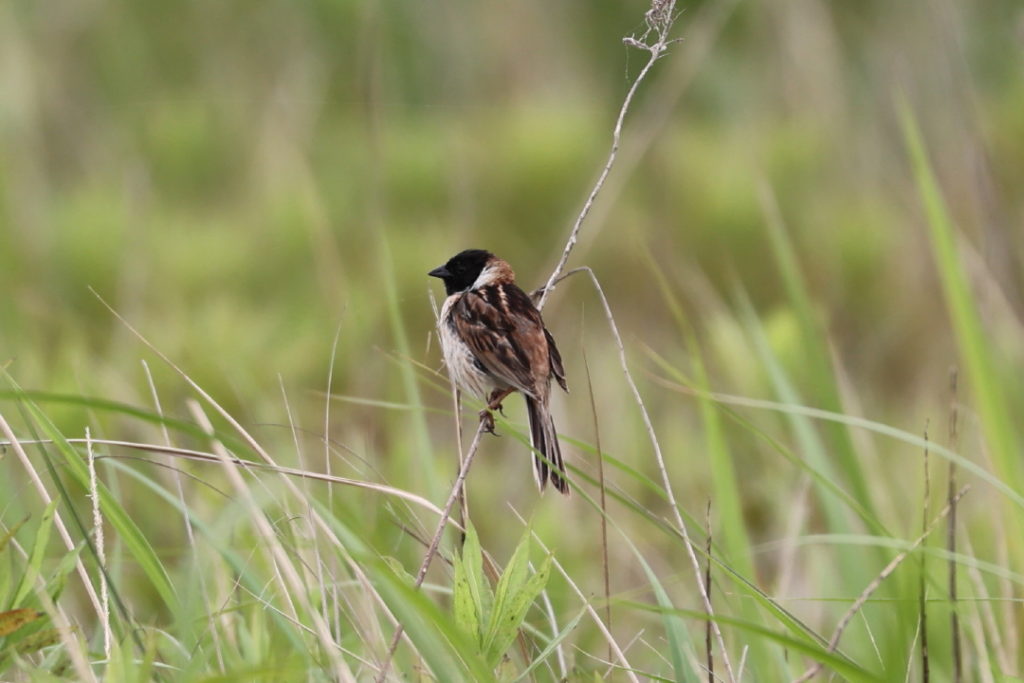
[481,527,534,667]
[760,191,876,516]
[11,500,58,609]
[452,552,480,643]
[0,517,29,606]
[46,540,88,603]
[485,552,551,669]
[621,534,696,682]
[901,101,1024,521]
[463,523,491,632]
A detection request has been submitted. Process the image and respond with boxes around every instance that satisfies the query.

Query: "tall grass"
[2,0,1023,680]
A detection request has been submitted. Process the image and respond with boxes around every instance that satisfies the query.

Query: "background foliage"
[1,0,1022,680]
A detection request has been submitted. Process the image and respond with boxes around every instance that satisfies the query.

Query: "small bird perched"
[429,249,570,494]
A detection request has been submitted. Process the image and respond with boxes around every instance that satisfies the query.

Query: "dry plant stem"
[574,267,735,682]
[454,386,469,543]
[947,367,962,683]
[920,425,931,683]
[538,585,569,678]
[904,620,922,683]
[376,420,488,683]
[705,501,714,683]
[736,645,749,683]
[537,0,678,312]
[961,534,1009,675]
[793,485,970,683]
[3,437,451,520]
[87,428,112,660]
[569,0,741,259]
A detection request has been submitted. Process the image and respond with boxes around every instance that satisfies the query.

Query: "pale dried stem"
[87,427,111,660]
[4,437,451,521]
[527,6,735,667]
[920,424,931,682]
[541,266,735,682]
[537,1,678,312]
[947,366,962,682]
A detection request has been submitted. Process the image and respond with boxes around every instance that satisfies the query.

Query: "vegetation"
[1,0,1022,680]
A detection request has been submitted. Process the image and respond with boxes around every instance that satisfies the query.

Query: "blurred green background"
[2,0,1023,679]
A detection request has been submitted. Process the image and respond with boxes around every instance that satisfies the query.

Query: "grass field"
[2,0,1023,680]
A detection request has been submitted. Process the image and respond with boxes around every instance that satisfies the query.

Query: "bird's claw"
[479,409,499,436]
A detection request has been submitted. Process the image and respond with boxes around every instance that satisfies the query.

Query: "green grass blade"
[482,527,533,665]
[9,388,178,611]
[620,600,882,682]
[618,530,697,682]
[901,101,1024,506]
[380,236,439,497]
[10,501,58,609]
[312,500,494,681]
[513,605,587,682]
[760,187,876,515]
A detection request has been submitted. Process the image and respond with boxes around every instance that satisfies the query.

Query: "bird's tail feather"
[526,398,570,495]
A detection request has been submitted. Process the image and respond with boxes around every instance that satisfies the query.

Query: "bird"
[429,249,570,494]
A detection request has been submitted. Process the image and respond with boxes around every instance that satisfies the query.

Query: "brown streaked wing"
[453,284,548,398]
[544,328,568,392]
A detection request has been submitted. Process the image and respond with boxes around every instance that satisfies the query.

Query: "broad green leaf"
[463,522,492,628]
[482,527,533,662]
[452,553,480,642]
[485,552,552,668]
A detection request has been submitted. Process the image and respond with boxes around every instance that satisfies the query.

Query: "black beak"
[428,265,450,279]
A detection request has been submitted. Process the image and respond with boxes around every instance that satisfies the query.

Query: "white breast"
[438,295,498,399]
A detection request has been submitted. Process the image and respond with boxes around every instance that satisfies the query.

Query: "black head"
[428,249,493,295]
